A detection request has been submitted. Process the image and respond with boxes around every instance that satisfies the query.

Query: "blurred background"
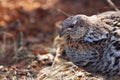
[0,0,119,65]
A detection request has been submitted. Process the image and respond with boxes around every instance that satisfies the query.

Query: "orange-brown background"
[0,0,119,45]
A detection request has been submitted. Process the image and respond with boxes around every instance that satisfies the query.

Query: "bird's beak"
[59,28,64,37]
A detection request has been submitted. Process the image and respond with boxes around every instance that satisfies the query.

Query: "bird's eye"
[69,25,74,28]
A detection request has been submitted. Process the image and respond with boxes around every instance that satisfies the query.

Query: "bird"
[59,11,120,80]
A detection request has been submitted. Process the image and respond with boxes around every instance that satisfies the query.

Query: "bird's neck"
[65,38,108,74]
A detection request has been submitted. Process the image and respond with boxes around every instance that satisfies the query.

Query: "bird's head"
[59,15,90,40]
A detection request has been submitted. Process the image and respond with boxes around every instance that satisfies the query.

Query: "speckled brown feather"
[59,11,120,80]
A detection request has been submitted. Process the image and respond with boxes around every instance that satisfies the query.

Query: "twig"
[57,8,70,17]
[106,0,119,11]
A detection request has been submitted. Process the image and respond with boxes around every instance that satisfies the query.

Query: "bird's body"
[59,11,120,80]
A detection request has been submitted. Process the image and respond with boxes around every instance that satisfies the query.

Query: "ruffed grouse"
[59,11,120,80]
